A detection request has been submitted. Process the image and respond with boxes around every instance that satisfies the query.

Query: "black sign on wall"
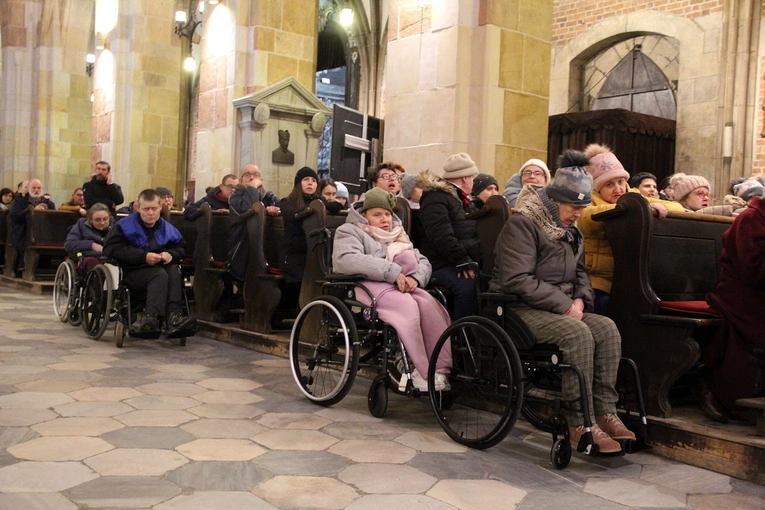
[329,104,382,196]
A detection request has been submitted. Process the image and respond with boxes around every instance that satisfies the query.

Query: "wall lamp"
[175,0,204,71]
[86,53,96,77]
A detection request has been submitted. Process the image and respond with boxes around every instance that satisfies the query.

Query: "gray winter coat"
[502,172,524,207]
[488,211,594,314]
[332,203,431,287]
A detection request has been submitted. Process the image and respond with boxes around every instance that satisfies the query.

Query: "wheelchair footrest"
[128,329,162,340]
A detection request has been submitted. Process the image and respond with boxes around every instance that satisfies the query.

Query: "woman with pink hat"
[670,173,736,216]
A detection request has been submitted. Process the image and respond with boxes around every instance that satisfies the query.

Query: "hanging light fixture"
[175,0,203,72]
[339,8,354,26]
[184,56,196,71]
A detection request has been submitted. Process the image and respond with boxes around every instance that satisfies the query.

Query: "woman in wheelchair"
[103,189,195,338]
[332,187,451,391]
[488,150,634,454]
[64,203,111,272]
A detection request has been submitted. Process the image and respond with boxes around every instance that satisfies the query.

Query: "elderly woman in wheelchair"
[488,150,635,455]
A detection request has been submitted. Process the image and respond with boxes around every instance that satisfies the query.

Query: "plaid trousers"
[514,308,621,426]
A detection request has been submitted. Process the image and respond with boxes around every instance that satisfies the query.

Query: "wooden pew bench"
[166,209,197,279]
[190,203,230,321]
[20,208,80,281]
[299,200,348,308]
[594,192,733,418]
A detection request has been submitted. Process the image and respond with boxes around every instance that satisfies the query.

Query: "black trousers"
[122,265,183,318]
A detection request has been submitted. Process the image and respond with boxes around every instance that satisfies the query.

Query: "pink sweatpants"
[357,282,451,377]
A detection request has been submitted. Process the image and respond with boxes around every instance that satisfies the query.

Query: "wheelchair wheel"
[115,321,125,348]
[428,316,523,449]
[80,265,113,340]
[68,306,82,327]
[368,375,388,418]
[551,437,572,470]
[53,260,77,322]
[290,296,359,406]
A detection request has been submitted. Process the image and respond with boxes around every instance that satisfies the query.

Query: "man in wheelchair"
[488,150,635,454]
[104,188,196,337]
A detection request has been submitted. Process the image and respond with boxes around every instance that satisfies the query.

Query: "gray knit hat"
[734,179,764,201]
[546,150,592,206]
[155,186,173,197]
[361,187,397,213]
[471,173,498,196]
[443,153,479,179]
[335,181,349,200]
[399,174,418,200]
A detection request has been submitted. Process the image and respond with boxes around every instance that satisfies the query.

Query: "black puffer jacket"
[415,174,481,271]
[83,176,124,211]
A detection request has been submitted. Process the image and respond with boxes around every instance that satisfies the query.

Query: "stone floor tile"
[32,417,124,436]
[0,365,51,375]
[67,386,143,401]
[0,391,74,409]
[4,355,63,366]
[0,408,58,426]
[34,369,104,382]
[0,449,20,468]
[84,448,189,476]
[314,406,386,423]
[394,431,469,453]
[152,371,208,382]
[340,463,437,494]
[321,421,405,440]
[47,362,112,371]
[155,491,278,510]
[256,412,329,430]
[0,424,38,449]
[0,492,79,510]
[166,461,272,491]
[345,494,456,510]
[254,450,349,477]
[584,478,687,507]
[285,414,334,430]
[60,354,119,363]
[175,438,267,461]
[197,377,263,391]
[8,436,113,461]
[688,493,765,510]
[123,395,201,410]
[96,367,159,379]
[65,476,182,508]
[252,429,339,451]
[329,439,417,463]
[114,409,199,427]
[640,463,733,494]
[253,475,359,509]
[251,359,290,367]
[180,418,267,438]
[136,382,206,396]
[517,492,628,509]
[14,379,89,393]
[192,390,263,405]
[187,403,265,419]
[71,346,123,355]
[0,345,34,352]
[53,400,134,417]
[99,426,196,449]
[0,461,98,492]
[155,363,210,373]
[427,479,527,510]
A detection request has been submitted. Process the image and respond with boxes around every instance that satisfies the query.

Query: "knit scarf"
[514,185,583,254]
[357,224,413,261]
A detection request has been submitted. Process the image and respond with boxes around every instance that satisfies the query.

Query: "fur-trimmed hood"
[418,171,460,200]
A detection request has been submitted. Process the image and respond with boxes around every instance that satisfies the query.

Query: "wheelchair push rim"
[53,259,77,323]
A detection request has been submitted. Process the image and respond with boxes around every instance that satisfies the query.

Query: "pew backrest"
[26,208,80,247]
[0,210,7,247]
[300,199,348,306]
[168,211,198,264]
[468,194,512,275]
[192,202,230,267]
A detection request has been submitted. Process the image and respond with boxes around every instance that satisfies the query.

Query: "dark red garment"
[705,196,765,409]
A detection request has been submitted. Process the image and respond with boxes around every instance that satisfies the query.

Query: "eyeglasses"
[242,172,261,179]
[694,189,713,199]
[222,184,236,190]
[378,173,399,181]
[522,170,545,178]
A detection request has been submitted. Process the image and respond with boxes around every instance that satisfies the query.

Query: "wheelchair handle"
[309,228,330,240]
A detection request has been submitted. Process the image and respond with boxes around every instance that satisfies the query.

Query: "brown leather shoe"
[569,424,622,454]
[698,387,730,423]
[596,413,637,441]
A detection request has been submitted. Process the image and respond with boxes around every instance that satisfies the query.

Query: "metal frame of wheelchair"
[53,257,86,327]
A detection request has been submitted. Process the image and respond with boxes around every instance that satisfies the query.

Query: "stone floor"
[0,287,764,509]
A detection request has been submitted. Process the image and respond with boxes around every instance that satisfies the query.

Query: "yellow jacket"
[578,188,684,293]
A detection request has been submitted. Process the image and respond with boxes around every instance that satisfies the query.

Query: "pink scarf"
[357,224,413,261]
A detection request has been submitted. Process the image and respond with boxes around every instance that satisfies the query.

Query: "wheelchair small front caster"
[550,438,572,469]
[115,322,125,348]
[368,376,388,418]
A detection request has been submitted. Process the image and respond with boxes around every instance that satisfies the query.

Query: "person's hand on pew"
[79,207,87,216]
[214,208,228,212]
[649,202,669,219]
[34,203,48,211]
[266,206,280,216]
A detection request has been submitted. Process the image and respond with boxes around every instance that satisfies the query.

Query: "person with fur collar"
[503,158,551,207]
[333,188,451,392]
[489,149,634,455]
[578,144,684,314]
[416,153,482,320]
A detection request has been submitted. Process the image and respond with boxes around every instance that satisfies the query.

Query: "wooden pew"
[468,194,512,274]
[299,200,348,308]
[190,203,230,321]
[20,208,80,281]
[594,192,733,418]
[166,210,197,278]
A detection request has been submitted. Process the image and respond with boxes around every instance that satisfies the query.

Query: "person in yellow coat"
[578,144,684,314]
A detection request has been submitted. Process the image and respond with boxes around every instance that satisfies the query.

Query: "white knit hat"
[518,159,551,183]
[673,174,710,200]
[443,153,479,179]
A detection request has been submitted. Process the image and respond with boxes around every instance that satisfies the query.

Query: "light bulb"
[184,56,196,71]
[175,10,187,23]
[340,8,353,26]
[86,53,96,64]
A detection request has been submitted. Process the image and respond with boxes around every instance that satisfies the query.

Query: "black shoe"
[166,312,197,338]
[696,379,730,423]
[130,313,161,338]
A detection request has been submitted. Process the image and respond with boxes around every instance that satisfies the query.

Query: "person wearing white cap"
[503,158,552,207]
[335,181,350,207]
[416,153,482,320]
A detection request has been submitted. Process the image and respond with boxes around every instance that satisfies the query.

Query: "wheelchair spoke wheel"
[429,316,523,449]
[290,296,359,406]
[80,265,114,340]
[53,260,77,322]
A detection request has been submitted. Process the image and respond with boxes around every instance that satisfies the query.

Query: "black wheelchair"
[53,257,86,326]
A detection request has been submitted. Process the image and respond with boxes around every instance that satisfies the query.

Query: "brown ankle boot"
[596,413,636,441]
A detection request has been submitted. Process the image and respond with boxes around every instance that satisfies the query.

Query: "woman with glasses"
[367,163,402,195]
[64,203,113,272]
[502,159,551,207]
[670,173,736,216]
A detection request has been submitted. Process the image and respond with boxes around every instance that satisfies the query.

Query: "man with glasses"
[367,162,402,194]
[183,174,239,220]
[503,158,551,207]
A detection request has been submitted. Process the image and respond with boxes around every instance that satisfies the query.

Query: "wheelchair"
[53,257,86,326]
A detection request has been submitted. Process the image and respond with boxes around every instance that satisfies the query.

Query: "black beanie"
[294,166,318,187]
[471,173,498,196]
[546,150,593,206]
[629,172,657,189]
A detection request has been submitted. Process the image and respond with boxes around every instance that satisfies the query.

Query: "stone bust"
[272,129,295,165]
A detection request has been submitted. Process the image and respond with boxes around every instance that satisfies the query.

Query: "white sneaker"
[399,369,429,392]
[434,373,451,392]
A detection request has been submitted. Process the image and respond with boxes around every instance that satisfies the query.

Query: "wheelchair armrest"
[479,292,519,303]
[325,273,366,282]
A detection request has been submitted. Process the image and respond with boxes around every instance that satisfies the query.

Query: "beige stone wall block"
[421,87,456,146]
[431,0,457,32]
[495,144,524,182]
[499,30,523,90]
[677,101,717,129]
[389,0,400,40]
[395,92,424,148]
[479,0,518,31]
[678,51,718,79]
[522,37,551,97]
[518,0,552,42]
[676,79,694,105]
[198,91,215,130]
[200,59,217,93]
[148,89,180,117]
[255,27,275,52]
[704,27,721,53]
[253,0,284,30]
[143,114,163,145]
[143,72,168,88]
[4,27,27,47]
[419,32,438,90]
[502,90,548,148]
[59,128,85,145]
[96,113,112,144]
[142,55,179,77]
[282,0,316,37]
[69,114,92,134]
[387,37,421,96]
[423,144,456,174]
[252,50,269,89]
[71,143,91,164]
[275,30,304,58]
[216,55,229,89]
[267,54,299,85]
[435,27,457,88]
[147,16,172,46]
[211,127,234,175]
[161,116,179,148]
[692,75,718,104]
[302,35,315,62]
[214,88,229,129]
[157,146,178,176]
[399,3,432,38]
[470,25,499,88]
[297,59,315,91]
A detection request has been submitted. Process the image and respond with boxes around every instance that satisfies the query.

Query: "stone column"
[383,0,552,185]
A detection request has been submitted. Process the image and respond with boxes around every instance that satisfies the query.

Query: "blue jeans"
[431,266,476,320]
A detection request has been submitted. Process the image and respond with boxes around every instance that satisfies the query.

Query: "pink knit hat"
[587,152,630,192]
[672,174,710,200]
